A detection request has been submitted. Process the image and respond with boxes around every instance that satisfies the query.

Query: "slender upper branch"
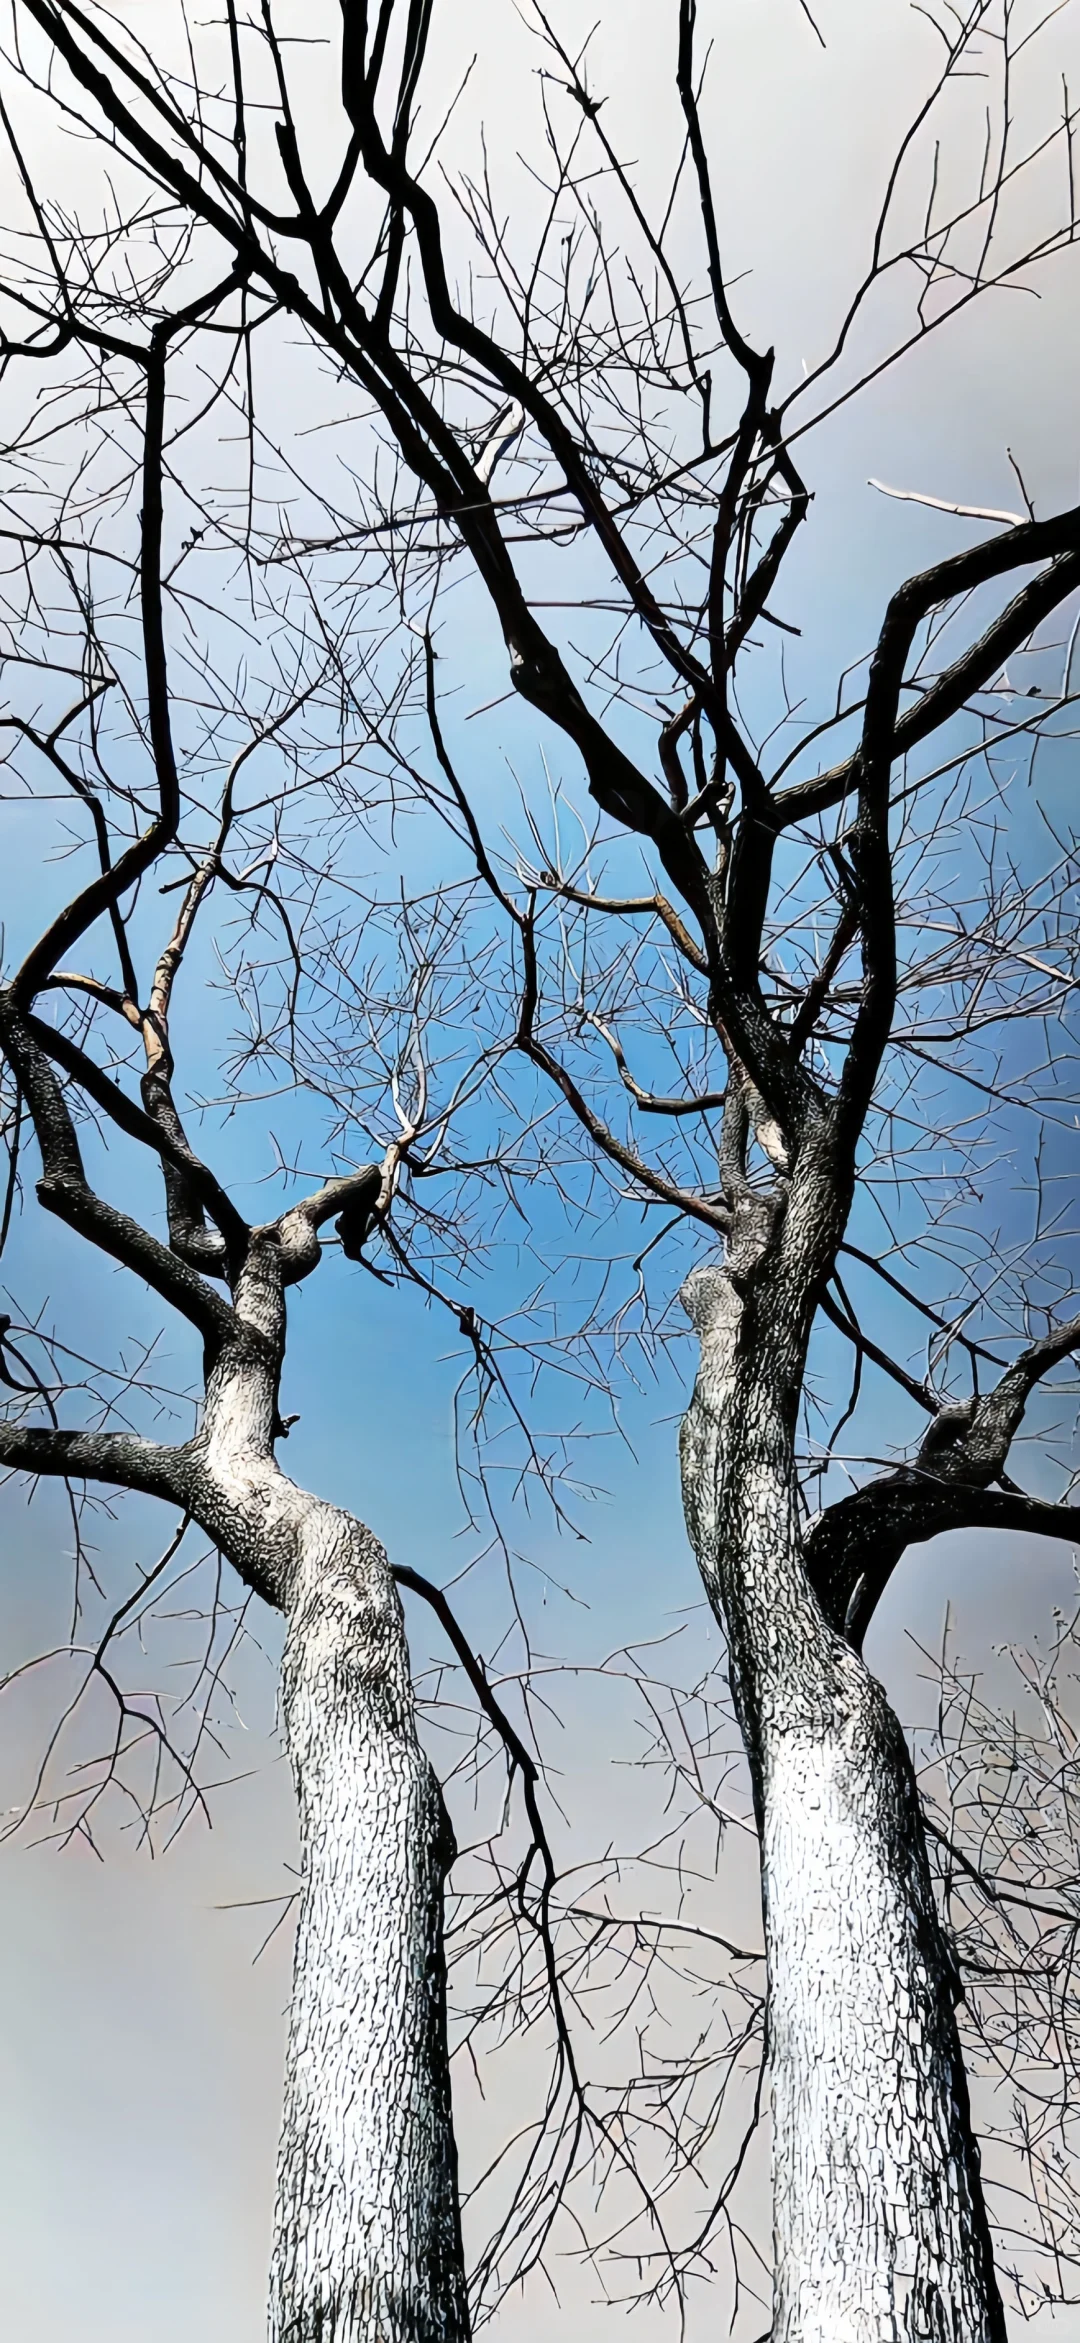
[585,1014,726,1119]
[12,339,177,1004]
[517,905,728,1232]
[776,518,1080,827]
[833,510,1080,1158]
[535,873,709,977]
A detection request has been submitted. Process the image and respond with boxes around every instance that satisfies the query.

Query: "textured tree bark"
[680,1258,1005,2343]
[268,1500,468,2343]
[184,1241,469,2343]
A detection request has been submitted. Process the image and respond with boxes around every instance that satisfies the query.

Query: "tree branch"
[776,520,1080,828]
[24,1013,249,1267]
[810,1300,1080,1642]
[516,905,728,1232]
[808,1477,1080,1652]
[0,995,236,1346]
[0,1420,185,1505]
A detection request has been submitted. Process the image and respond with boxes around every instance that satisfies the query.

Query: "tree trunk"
[267,1498,469,2343]
[680,1260,1006,2343]
[175,1240,469,2343]
[762,1681,1004,2343]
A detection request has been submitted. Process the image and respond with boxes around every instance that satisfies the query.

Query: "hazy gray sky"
[2,2,1080,2337]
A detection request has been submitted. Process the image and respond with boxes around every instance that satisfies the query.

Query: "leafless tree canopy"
[3,0,1080,2333]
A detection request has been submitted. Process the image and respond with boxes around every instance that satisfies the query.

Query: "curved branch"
[834,517,1080,1164]
[25,1012,249,1265]
[776,523,1080,828]
[807,1476,1080,1651]
[535,873,709,976]
[0,995,236,1346]
[584,1014,726,1118]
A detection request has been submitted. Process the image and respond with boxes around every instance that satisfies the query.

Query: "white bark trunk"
[187,1248,468,2343]
[268,1501,468,2343]
[764,1717,998,2343]
[680,1259,1004,2343]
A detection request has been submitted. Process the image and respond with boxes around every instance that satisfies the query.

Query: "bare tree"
[0,278,483,2336]
[4,2,1080,2340]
